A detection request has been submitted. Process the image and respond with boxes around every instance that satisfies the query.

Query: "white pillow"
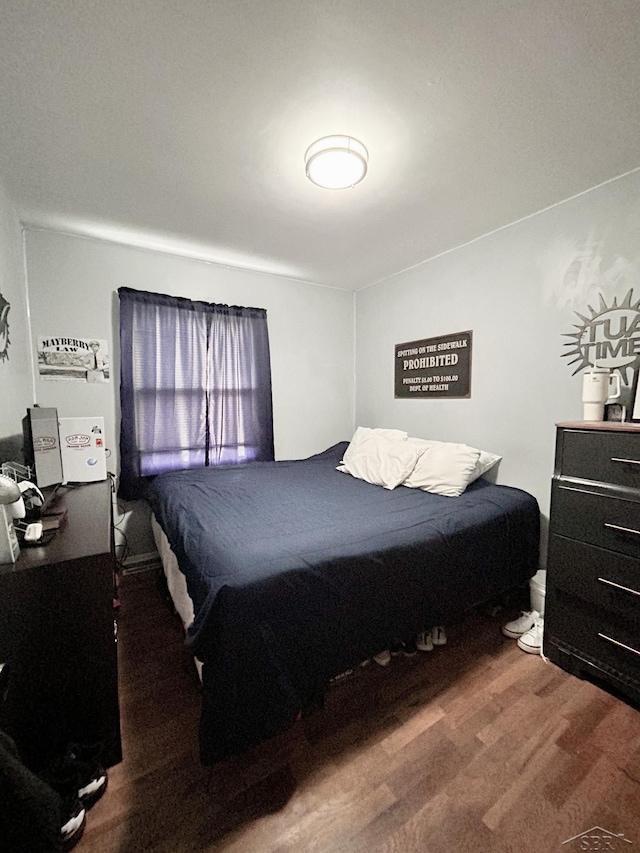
[342,426,408,466]
[338,431,420,490]
[407,437,501,484]
[473,450,501,482]
[339,426,410,477]
[403,441,481,496]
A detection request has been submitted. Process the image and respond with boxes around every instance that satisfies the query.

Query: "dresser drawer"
[548,535,640,620]
[545,589,640,687]
[551,486,640,560]
[560,429,640,489]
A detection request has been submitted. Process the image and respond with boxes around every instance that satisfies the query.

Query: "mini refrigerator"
[58,417,108,483]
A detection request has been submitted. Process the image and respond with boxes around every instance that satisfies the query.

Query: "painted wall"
[10,171,640,560]
[0,178,31,442]
[23,229,355,553]
[355,169,640,559]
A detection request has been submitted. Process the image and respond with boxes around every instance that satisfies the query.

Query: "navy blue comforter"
[149,442,539,764]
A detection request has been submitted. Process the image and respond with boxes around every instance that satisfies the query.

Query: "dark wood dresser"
[544,421,640,709]
[0,480,121,771]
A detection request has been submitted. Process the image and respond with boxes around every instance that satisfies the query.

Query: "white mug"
[582,368,621,421]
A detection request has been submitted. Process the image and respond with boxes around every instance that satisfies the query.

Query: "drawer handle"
[598,576,640,597]
[604,522,640,537]
[598,633,640,659]
[611,456,640,466]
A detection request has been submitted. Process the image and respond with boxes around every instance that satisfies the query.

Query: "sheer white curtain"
[119,287,274,500]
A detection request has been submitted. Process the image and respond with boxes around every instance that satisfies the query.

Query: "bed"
[148,441,539,765]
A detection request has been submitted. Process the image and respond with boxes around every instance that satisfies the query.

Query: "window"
[118,287,274,500]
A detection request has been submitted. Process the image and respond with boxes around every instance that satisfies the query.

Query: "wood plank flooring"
[78,571,640,853]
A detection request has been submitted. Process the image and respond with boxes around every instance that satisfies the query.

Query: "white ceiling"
[1,1,639,290]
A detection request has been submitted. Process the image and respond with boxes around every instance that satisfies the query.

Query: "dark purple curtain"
[118,287,274,501]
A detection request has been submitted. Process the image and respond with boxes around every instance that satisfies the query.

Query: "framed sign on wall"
[395,330,472,399]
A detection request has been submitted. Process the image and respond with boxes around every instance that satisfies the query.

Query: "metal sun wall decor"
[562,289,640,384]
[0,292,10,362]
[562,289,640,422]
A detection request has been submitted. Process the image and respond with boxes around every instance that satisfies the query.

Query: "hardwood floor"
[78,571,640,853]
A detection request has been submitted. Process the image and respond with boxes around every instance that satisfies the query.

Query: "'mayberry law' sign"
[395,331,472,399]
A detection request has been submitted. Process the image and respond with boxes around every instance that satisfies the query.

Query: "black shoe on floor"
[60,792,86,851]
[62,742,108,810]
[402,639,418,656]
[39,769,86,851]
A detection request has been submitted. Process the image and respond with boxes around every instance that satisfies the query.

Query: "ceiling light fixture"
[304,135,368,189]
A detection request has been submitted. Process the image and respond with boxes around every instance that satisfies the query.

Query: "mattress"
[151,515,203,680]
[149,441,539,763]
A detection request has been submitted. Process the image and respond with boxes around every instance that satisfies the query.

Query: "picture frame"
[630,370,640,422]
[604,403,626,423]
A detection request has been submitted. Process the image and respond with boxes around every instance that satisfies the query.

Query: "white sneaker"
[416,631,434,652]
[432,626,447,646]
[502,610,539,639]
[373,650,391,666]
[517,616,544,654]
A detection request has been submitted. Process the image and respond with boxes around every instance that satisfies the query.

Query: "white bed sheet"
[151,513,203,679]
